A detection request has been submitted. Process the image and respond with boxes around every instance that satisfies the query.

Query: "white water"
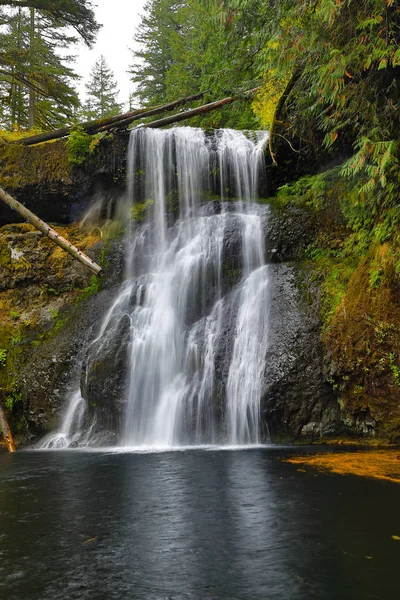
[37,391,87,449]
[40,127,269,449]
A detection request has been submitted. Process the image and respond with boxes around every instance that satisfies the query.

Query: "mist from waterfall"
[38,127,269,449]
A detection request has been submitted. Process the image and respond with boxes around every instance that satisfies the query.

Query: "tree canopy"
[131,0,399,201]
[0,0,100,46]
[0,1,100,129]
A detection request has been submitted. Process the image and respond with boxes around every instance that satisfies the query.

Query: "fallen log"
[88,92,206,135]
[0,186,102,275]
[0,402,17,453]
[10,92,205,147]
[135,88,261,130]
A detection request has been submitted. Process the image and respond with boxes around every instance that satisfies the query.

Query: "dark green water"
[0,447,399,599]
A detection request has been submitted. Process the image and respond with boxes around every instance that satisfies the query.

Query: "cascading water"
[39,127,269,449]
[38,391,86,449]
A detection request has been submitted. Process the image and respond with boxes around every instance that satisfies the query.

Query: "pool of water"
[0,446,399,599]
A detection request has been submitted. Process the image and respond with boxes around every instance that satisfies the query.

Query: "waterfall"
[37,391,87,449]
[40,127,270,449]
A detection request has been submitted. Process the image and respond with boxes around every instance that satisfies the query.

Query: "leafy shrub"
[0,348,6,366]
[5,385,22,411]
[66,127,92,165]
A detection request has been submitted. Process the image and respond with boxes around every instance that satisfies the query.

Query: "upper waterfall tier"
[122,128,269,446]
[39,127,270,449]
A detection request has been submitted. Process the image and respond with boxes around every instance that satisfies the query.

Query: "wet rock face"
[265,204,318,263]
[2,174,342,445]
[20,326,87,439]
[0,132,130,227]
[15,239,125,441]
[0,223,94,292]
[261,264,340,440]
[81,313,131,435]
[19,199,339,444]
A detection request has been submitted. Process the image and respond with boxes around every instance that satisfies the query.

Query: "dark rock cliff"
[0,132,130,227]
[1,132,397,445]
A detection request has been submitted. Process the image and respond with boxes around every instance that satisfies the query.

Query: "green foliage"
[0,4,84,129]
[130,0,181,106]
[129,0,260,127]
[10,311,20,321]
[131,199,154,223]
[4,384,22,411]
[319,261,357,328]
[228,0,398,198]
[79,274,103,301]
[66,127,92,165]
[369,268,383,289]
[388,353,400,387]
[0,348,7,366]
[40,283,59,296]
[274,169,340,211]
[10,333,22,346]
[82,55,122,120]
[130,0,399,146]
[0,2,100,46]
[305,243,336,261]
[49,308,58,320]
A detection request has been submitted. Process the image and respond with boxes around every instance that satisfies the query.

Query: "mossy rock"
[0,140,71,191]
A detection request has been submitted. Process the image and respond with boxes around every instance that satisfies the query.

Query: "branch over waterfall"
[7,89,260,147]
[8,93,206,147]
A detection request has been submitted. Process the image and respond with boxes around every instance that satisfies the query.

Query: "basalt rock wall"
[0,132,130,227]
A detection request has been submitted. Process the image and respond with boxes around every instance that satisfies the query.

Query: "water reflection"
[0,448,399,599]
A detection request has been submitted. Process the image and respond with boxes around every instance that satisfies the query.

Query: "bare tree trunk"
[134,88,261,131]
[0,186,102,275]
[28,7,35,129]
[12,92,205,146]
[0,403,17,452]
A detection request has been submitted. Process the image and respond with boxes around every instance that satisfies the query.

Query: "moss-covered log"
[0,186,102,275]
[138,89,261,130]
[10,92,205,147]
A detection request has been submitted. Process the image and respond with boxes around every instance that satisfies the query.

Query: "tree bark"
[28,7,35,129]
[134,88,261,131]
[268,70,302,167]
[12,92,205,146]
[0,186,102,275]
[0,403,17,452]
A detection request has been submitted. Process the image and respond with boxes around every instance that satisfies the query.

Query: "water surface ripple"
[0,447,399,599]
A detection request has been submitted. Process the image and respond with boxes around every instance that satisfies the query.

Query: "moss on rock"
[271,167,400,443]
[0,140,71,191]
[0,222,102,441]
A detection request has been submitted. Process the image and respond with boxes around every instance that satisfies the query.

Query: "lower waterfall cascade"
[38,127,270,450]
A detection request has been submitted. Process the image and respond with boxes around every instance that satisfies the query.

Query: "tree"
[130,0,399,198]
[129,0,182,106]
[129,0,260,127]
[83,56,122,120]
[0,1,100,130]
[0,5,80,129]
[0,0,100,46]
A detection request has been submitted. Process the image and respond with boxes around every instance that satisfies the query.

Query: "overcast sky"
[75,0,148,108]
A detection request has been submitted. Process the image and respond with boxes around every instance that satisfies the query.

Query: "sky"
[75,0,148,109]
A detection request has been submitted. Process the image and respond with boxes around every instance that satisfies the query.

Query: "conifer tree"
[129,0,182,106]
[83,55,122,120]
[129,0,260,126]
[0,1,100,46]
[0,1,101,129]
[0,5,81,129]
